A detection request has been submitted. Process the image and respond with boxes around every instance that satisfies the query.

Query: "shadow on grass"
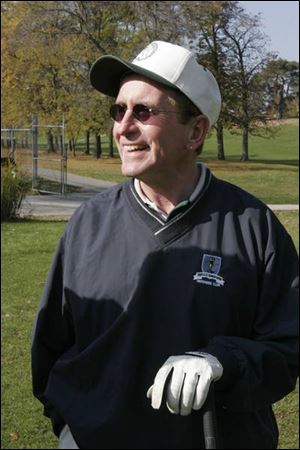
[202,157,299,170]
[247,159,299,167]
[32,177,84,194]
[3,217,69,223]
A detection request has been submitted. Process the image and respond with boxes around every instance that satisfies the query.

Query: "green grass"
[205,162,298,204]
[14,121,299,204]
[204,122,298,163]
[1,212,299,449]
[275,211,299,251]
[202,123,299,204]
[273,384,299,450]
[62,121,299,204]
[1,220,66,449]
[64,155,299,204]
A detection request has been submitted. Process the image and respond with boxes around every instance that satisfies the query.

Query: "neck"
[138,165,200,215]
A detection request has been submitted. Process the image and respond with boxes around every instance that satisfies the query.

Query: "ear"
[188,116,209,151]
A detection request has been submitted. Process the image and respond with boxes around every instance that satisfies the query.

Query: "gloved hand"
[147,352,223,416]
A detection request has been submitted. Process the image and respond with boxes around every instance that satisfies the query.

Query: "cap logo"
[134,42,158,62]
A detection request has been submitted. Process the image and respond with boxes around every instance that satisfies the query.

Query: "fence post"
[61,114,66,194]
[10,130,16,161]
[32,115,38,187]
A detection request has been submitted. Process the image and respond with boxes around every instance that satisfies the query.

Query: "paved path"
[19,172,299,219]
[34,168,117,191]
[267,205,299,211]
[19,172,116,218]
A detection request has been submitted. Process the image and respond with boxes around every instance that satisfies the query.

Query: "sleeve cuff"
[191,342,241,391]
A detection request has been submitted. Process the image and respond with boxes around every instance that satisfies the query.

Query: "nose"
[114,109,139,136]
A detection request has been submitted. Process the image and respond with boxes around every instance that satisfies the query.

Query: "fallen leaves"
[9,431,19,441]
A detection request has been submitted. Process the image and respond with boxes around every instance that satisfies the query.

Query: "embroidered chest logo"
[193,254,225,287]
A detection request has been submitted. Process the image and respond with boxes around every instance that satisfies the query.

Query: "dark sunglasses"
[110,104,182,123]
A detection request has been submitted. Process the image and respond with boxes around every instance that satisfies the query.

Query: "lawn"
[202,122,299,204]
[1,211,299,449]
[1,221,65,449]
[204,120,298,163]
[14,120,299,204]
[64,121,299,204]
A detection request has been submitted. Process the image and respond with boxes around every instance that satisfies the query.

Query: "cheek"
[148,123,175,145]
[154,126,187,151]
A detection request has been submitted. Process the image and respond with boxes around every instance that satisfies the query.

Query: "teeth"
[124,145,148,152]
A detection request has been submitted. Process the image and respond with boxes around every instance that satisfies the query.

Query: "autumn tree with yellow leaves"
[2,1,298,160]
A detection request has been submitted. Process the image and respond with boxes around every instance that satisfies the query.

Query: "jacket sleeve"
[202,209,299,412]
[31,232,75,436]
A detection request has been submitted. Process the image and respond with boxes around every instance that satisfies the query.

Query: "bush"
[1,164,31,221]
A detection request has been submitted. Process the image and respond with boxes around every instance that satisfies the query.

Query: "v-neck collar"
[133,165,205,222]
[124,163,213,246]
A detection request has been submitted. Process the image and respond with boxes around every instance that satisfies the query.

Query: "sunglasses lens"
[110,104,126,121]
[133,105,151,122]
[110,104,152,122]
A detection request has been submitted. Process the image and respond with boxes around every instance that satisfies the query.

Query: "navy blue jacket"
[31,163,299,449]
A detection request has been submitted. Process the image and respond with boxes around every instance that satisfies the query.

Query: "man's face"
[113,75,196,183]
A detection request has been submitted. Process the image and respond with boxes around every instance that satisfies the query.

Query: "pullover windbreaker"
[31,163,299,449]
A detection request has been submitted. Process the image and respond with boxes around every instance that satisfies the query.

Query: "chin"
[121,162,147,178]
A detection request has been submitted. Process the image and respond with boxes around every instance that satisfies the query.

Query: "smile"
[123,145,149,152]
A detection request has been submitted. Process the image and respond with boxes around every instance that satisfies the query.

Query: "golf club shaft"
[203,384,218,449]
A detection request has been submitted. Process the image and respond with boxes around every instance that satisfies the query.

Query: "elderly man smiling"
[32,41,299,450]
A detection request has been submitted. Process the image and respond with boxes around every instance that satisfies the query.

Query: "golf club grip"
[203,384,218,449]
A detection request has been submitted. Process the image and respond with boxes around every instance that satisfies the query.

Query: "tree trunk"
[241,127,249,161]
[59,135,63,154]
[47,130,55,153]
[277,85,285,119]
[216,123,225,160]
[84,130,90,155]
[72,138,76,157]
[94,133,102,159]
[54,135,59,152]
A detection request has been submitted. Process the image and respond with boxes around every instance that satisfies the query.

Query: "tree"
[2,0,290,164]
[222,7,276,161]
[128,1,185,44]
[259,59,299,119]
[1,1,135,150]
[2,1,79,126]
[183,1,240,160]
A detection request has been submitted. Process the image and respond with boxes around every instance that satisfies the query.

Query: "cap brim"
[89,55,177,97]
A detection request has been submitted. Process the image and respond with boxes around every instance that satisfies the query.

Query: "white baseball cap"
[90,41,221,127]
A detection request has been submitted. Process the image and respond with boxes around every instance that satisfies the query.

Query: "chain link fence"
[1,115,67,194]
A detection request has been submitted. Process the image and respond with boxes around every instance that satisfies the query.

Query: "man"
[31,41,299,449]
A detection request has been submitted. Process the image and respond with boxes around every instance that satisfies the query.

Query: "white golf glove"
[147,352,223,416]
